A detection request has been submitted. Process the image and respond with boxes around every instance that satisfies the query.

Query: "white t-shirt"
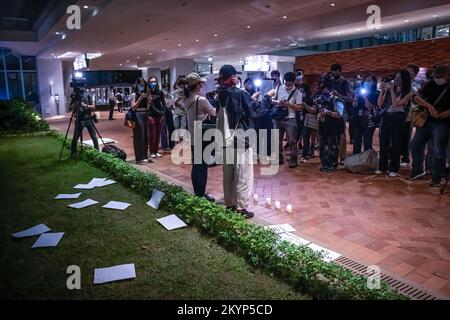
[184,95,216,144]
[274,85,302,118]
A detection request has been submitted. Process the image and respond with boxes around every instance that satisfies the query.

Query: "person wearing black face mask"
[330,63,353,164]
[130,77,152,164]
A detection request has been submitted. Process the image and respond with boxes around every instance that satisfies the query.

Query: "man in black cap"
[215,65,263,219]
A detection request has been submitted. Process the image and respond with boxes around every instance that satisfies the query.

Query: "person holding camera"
[317,76,346,173]
[269,72,303,168]
[131,77,151,165]
[147,76,166,159]
[70,87,99,157]
[352,74,380,155]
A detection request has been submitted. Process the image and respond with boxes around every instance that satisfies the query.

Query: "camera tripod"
[59,94,106,161]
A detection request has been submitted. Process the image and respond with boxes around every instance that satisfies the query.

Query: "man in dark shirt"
[330,64,353,163]
[70,88,99,157]
[409,64,450,187]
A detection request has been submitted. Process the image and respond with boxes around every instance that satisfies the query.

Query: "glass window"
[0,72,7,100]
[436,24,449,38]
[23,72,38,100]
[22,56,36,70]
[7,72,23,99]
[5,54,20,70]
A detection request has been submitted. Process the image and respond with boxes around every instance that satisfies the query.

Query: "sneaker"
[429,179,443,188]
[289,160,298,168]
[150,153,157,158]
[156,153,163,158]
[327,167,337,173]
[136,159,149,165]
[374,170,384,175]
[400,162,409,168]
[300,157,308,163]
[405,172,426,182]
[237,209,254,219]
[204,193,215,203]
[320,166,328,172]
[388,172,399,178]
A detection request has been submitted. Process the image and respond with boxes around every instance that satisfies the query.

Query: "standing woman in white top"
[181,73,216,202]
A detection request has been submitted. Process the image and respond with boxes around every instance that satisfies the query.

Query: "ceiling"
[0,0,449,70]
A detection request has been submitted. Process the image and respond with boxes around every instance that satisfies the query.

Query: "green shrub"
[52,131,405,300]
[0,100,49,133]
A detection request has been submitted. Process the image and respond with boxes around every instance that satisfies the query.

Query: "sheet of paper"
[267,223,296,234]
[12,223,51,238]
[54,193,81,200]
[31,232,64,248]
[73,178,106,190]
[95,179,116,188]
[157,214,187,231]
[146,190,165,209]
[93,263,136,284]
[68,199,99,209]
[278,232,311,246]
[83,138,116,147]
[102,201,131,211]
[307,243,342,262]
[73,183,96,190]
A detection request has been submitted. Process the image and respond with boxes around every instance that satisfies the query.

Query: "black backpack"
[102,144,127,161]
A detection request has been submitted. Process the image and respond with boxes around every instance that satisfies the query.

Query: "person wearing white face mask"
[408,64,450,187]
[268,72,303,168]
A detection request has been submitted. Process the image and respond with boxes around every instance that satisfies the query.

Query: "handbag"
[411,86,448,128]
[269,86,297,120]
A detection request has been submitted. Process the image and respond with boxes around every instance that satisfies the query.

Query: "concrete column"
[275,62,295,78]
[147,68,161,84]
[37,58,65,116]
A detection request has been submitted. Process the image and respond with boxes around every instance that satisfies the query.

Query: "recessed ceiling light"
[337,31,342,34]
[126,60,130,63]
[213,33,218,37]
[330,3,335,6]
[178,43,182,47]
[148,52,152,55]
[283,16,287,19]
[51,53,55,56]
[404,19,410,23]
[246,25,251,29]
[55,32,59,35]
[433,14,438,18]
[119,64,122,66]
[195,39,200,42]
[83,5,88,9]
[162,49,166,52]
[137,56,140,59]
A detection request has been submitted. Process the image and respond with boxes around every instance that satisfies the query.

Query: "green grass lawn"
[0,135,306,300]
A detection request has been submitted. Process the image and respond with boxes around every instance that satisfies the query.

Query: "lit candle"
[253,194,259,202]
[265,197,271,206]
[275,201,281,210]
[286,203,292,214]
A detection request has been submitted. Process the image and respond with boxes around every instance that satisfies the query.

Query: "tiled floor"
[48,111,450,298]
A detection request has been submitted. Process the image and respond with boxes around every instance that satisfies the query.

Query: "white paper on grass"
[102,201,131,211]
[54,193,81,200]
[68,199,99,209]
[73,178,105,190]
[95,179,116,188]
[73,183,96,190]
[93,263,136,284]
[83,138,116,147]
[31,232,64,248]
[146,190,165,209]
[157,214,187,231]
[307,243,342,262]
[278,232,311,246]
[266,223,296,234]
[12,224,51,238]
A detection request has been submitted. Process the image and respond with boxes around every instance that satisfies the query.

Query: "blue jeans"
[411,120,449,182]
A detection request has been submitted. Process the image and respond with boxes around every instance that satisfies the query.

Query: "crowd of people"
[120,62,449,219]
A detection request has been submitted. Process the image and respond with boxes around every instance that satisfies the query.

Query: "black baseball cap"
[217,64,242,80]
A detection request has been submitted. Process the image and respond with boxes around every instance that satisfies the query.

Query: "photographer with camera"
[70,86,99,158]
[316,74,346,173]
[352,74,380,155]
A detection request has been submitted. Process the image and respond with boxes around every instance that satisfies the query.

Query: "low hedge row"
[0,100,49,133]
[52,131,404,300]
